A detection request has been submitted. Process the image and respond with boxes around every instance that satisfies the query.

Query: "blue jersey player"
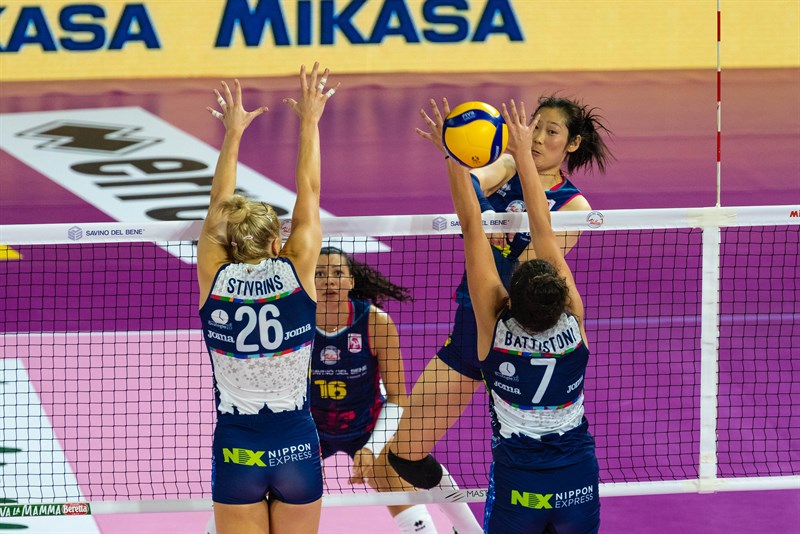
[313,247,482,533]
[198,64,338,534]
[420,97,600,533]
[388,97,612,498]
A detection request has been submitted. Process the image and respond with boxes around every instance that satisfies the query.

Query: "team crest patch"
[348,333,362,352]
[507,199,526,213]
[321,346,341,365]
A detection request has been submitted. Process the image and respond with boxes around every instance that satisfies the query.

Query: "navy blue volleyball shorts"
[436,304,482,381]
[211,411,323,505]
[484,453,600,534]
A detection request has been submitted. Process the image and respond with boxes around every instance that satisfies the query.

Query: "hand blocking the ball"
[416,98,450,156]
[499,99,539,159]
[417,98,508,169]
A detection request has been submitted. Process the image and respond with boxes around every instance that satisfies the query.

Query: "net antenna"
[716,0,722,207]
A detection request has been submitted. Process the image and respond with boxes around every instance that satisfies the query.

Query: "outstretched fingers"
[221,80,234,108]
[501,100,538,157]
[510,99,522,124]
[303,62,338,99]
[298,64,308,93]
[419,107,436,129]
[440,97,452,120]
[503,99,530,128]
[420,97,450,131]
[517,100,528,124]
[324,81,340,99]
[428,98,445,125]
[316,67,330,92]
[249,104,269,120]
[416,98,450,155]
[214,89,226,110]
[206,106,222,120]
[207,79,268,129]
[234,78,243,106]
[501,101,519,126]
[308,61,320,93]
[285,62,337,120]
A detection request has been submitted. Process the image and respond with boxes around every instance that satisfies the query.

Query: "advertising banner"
[0,0,797,81]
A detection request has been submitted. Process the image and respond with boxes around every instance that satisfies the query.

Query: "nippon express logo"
[511,486,595,509]
[68,226,83,240]
[432,216,447,232]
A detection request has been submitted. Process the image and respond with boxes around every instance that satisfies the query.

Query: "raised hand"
[283,62,339,122]
[207,79,268,134]
[415,97,451,155]
[500,99,538,158]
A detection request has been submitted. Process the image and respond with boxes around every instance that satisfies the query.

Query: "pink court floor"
[1,69,798,532]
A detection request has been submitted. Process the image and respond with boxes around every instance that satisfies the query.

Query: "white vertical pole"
[698,225,721,492]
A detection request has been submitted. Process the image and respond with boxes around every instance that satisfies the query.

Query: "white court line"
[1,358,100,533]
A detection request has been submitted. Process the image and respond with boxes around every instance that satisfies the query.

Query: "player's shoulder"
[369,305,400,337]
[561,194,591,212]
[500,154,519,179]
[369,304,391,325]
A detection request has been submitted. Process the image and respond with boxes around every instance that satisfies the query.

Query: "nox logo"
[16,120,161,155]
[511,490,553,509]
[222,447,267,467]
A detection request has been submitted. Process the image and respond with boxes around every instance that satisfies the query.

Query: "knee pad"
[387,450,443,490]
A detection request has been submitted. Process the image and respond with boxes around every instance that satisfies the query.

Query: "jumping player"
[198,64,337,534]
[387,96,612,495]
[424,96,600,532]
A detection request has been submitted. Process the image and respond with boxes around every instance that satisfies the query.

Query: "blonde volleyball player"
[207,246,477,533]
[198,63,337,534]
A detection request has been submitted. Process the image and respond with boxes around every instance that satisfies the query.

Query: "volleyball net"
[1,206,798,514]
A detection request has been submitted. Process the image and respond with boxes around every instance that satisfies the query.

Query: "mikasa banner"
[1,0,797,82]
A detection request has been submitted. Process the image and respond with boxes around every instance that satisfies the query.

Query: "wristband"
[362,402,403,455]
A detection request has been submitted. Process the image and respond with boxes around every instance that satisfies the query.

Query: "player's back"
[481,310,591,467]
[199,257,316,416]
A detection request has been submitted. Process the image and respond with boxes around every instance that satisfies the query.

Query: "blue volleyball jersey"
[490,173,582,215]
[455,174,584,307]
[199,257,316,416]
[481,310,590,443]
[310,299,384,440]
